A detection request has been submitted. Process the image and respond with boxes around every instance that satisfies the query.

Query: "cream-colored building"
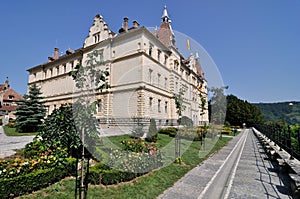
[27,6,208,128]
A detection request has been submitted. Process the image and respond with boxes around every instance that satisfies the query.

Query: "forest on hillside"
[253,101,300,125]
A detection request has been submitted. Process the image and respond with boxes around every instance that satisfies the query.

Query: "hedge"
[158,127,207,141]
[88,162,140,185]
[0,158,76,198]
[158,127,178,137]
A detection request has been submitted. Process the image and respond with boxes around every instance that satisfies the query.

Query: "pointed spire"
[157,5,176,47]
[161,5,170,23]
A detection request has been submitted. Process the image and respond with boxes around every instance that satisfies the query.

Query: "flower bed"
[0,141,68,179]
[0,158,76,198]
[0,138,76,198]
[89,138,163,185]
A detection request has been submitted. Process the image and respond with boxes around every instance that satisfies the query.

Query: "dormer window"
[8,95,14,100]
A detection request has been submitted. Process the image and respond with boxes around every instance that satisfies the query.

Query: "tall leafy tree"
[15,84,46,132]
[208,87,227,125]
[226,94,264,127]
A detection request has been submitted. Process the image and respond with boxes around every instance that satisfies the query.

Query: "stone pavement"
[158,129,292,199]
[0,126,130,159]
[0,126,34,159]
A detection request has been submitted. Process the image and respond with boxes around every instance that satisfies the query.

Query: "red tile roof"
[2,88,23,101]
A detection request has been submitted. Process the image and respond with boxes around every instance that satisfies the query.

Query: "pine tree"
[15,84,46,132]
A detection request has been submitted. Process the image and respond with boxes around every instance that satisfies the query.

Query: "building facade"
[27,7,209,128]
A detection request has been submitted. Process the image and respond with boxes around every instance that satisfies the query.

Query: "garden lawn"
[3,126,37,136]
[20,134,231,199]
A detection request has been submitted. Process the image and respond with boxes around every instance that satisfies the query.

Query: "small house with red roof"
[0,79,23,124]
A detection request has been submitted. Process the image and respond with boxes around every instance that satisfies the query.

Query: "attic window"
[9,95,14,99]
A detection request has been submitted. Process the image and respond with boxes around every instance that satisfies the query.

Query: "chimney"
[66,49,74,55]
[133,20,139,28]
[123,17,128,32]
[53,48,59,59]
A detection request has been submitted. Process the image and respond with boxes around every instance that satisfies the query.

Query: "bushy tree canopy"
[37,104,81,156]
[225,94,264,127]
[15,84,46,132]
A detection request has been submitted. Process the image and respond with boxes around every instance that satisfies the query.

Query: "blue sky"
[0,0,299,103]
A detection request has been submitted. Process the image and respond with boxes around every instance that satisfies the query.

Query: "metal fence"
[254,123,300,160]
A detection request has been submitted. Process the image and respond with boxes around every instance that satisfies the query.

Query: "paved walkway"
[0,126,129,159]
[158,129,292,199]
[0,126,34,159]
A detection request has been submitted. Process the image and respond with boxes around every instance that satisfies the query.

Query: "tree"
[208,87,227,125]
[15,84,46,132]
[225,94,264,127]
[69,49,109,199]
[174,86,187,125]
[37,104,81,156]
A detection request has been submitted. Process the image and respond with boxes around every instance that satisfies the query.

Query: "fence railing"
[254,124,300,160]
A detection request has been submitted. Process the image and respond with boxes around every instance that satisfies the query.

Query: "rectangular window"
[164,55,168,65]
[158,99,161,113]
[157,50,161,62]
[50,69,53,77]
[149,44,153,57]
[180,68,184,75]
[99,50,104,62]
[56,66,59,75]
[165,101,168,113]
[149,97,153,111]
[174,60,179,71]
[165,77,168,88]
[149,69,153,84]
[157,73,161,87]
[97,99,102,113]
[71,61,74,69]
[64,64,67,73]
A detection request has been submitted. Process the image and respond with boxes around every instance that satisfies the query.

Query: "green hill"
[253,101,300,125]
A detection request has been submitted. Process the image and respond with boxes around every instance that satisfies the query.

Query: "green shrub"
[178,116,193,127]
[158,127,178,137]
[89,166,138,185]
[146,118,158,142]
[131,124,145,138]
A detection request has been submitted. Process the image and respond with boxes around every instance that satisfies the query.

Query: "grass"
[2,126,37,136]
[20,134,231,199]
